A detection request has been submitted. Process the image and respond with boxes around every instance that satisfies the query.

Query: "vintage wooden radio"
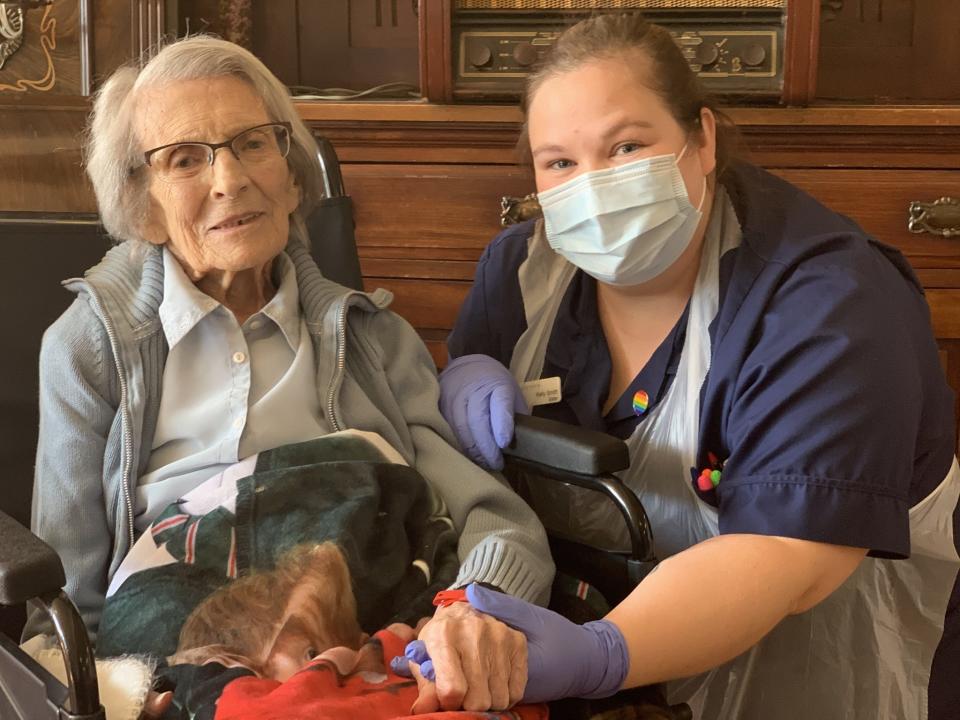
[418,0,819,105]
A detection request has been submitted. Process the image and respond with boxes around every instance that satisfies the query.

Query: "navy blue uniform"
[448,163,959,715]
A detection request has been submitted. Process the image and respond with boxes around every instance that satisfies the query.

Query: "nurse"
[421,12,960,720]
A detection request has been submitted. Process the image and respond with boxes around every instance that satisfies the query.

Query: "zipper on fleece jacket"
[64,278,136,550]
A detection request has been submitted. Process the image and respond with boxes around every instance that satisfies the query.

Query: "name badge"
[520,376,562,407]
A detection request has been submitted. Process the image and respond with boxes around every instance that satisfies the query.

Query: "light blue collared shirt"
[135,249,329,532]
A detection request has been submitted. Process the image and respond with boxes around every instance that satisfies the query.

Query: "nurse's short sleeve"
[716,244,949,558]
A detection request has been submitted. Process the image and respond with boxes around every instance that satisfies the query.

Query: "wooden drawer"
[770,169,960,285]
[345,165,960,279]
[343,163,533,258]
[344,163,533,368]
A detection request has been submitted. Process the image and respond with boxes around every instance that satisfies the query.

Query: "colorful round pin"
[696,467,722,492]
[696,468,714,492]
[632,390,649,416]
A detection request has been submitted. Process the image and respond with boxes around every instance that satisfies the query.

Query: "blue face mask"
[538,145,707,286]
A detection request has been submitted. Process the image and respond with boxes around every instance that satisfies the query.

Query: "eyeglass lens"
[152,124,290,181]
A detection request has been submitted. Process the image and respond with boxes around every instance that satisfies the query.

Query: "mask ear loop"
[677,141,708,213]
[694,173,708,213]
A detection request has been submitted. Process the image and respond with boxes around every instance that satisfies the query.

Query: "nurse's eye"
[613,142,644,157]
[546,158,575,170]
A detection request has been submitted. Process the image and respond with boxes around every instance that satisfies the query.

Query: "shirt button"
[232,351,246,364]
[249,319,262,330]
[233,417,244,430]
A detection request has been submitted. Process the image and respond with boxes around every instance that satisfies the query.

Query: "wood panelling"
[343,163,532,252]
[93,0,135,82]
[296,1,419,93]
[0,0,140,212]
[818,0,960,103]
[782,0,820,105]
[418,0,453,103]
[251,0,299,87]
[0,1,89,95]
[301,102,960,169]
[0,99,94,212]
[769,169,960,268]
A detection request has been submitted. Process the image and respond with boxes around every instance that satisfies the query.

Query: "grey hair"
[84,35,323,245]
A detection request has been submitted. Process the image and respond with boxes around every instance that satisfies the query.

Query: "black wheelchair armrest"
[505,413,629,475]
[504,415,656,584]
[0,510,104,719]
[0,510,65,606]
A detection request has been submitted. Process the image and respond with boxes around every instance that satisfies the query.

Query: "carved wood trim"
[0,3,54,92]
[0,2,88,94]
[418,0,452,103]
[131,0,165,62]
[782,0,820,105]
[296,101,960,128]
[297,103,960,169]
[80,0,92,95]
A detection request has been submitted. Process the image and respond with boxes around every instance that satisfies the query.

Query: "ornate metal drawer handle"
[908,197,960,238]
[500,193,542,227]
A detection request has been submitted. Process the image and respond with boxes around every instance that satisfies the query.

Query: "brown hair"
[169,543,362,677]
[518,12,741,176]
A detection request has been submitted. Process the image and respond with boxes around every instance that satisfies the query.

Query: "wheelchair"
[0,139,688,720]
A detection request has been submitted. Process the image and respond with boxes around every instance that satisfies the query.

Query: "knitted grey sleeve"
[368,309,555,607]
[25,298,117,642]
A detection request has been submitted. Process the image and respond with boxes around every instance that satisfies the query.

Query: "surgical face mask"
[537,145,707,286]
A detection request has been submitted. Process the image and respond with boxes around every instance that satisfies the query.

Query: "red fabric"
[214,629,548,720]
[433,589,469,608]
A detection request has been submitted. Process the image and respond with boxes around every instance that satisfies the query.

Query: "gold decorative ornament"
[0,3,24,71]
[0,1,56,93]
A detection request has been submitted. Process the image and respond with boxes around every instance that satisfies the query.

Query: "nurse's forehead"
[528,60,675,131]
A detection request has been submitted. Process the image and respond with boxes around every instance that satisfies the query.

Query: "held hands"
[393,584,629,708]
[393,595,528,712]
[439,354,529,471]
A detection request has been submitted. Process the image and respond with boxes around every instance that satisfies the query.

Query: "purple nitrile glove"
[390,584,629,704]
[389,639,436,681]
[466,584,629,703]
[439,354,529,471]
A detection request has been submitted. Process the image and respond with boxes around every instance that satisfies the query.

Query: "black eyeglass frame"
[142,121,294,170]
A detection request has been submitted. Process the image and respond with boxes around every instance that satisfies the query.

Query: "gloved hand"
[391,584,629,704]
[439,354,529,471]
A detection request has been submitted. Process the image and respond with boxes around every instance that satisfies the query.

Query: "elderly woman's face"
[135,75,299,279]
[527,53,716,196]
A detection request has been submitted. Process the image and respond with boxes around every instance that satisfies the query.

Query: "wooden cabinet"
[302,103,960,451]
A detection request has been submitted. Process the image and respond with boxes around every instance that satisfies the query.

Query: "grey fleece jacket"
[28,239,553,640]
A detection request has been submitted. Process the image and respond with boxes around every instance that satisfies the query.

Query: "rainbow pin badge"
[632,390,649,416]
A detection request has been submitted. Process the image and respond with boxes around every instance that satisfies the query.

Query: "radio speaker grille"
[456,1,785,9]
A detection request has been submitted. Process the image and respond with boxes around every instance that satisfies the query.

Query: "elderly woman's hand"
[405,597,528,711]
[140,690,173,719]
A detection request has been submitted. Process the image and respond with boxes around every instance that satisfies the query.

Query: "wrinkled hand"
[140,690,173,719]
[391,585,629,705]
[393,597,528,711]
[466,583,629,703]
[439,354,529,470]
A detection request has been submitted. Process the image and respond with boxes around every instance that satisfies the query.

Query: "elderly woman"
[27,36,552,712]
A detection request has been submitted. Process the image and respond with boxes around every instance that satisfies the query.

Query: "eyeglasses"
[142,122,293,183]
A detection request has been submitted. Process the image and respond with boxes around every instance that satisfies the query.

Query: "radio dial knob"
[513,42,538,67]
[742,43,767,67]
[468,43,493,69]
[695,41,720,67]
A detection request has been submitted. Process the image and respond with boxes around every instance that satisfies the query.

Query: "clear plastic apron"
[510,189,960,718]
